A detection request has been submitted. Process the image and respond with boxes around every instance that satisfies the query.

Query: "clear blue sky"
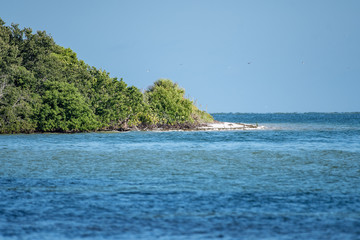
[1,0,359,113]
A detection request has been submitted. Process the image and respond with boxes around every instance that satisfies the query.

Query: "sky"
[1,0,359,113]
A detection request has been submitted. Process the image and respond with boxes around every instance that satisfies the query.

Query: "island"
[0,18,261,134]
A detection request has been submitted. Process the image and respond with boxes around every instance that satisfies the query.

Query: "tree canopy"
[0,18,213,133]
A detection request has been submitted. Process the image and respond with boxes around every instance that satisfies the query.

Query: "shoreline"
[1,121,265,134]
[195,121,265,131]
[132,121,265,132]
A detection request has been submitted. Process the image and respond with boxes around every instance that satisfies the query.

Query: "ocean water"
[0,113,359,239]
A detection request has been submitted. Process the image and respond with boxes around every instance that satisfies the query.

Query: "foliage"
[0,18,213,133]
[145,79,213,126]
[37,81,99,132]
[145,79,194,124]
[0,76,40,133]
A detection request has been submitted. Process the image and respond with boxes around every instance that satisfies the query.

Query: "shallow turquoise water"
[0,113,360,239]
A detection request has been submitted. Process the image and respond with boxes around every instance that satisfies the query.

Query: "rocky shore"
[126,121,265,132]
[196,121,265,131]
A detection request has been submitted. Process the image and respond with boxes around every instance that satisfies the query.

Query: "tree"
[37,81,99,132]
[145,79,194,125]
[0,18,213,133]
[0,75,40,133]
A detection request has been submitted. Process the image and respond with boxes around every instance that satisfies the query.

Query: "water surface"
[1,113,360,239]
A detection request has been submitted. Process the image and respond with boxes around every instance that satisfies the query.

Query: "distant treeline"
[0,18,213,133]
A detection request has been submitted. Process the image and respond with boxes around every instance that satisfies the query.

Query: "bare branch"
[0,75,8,99]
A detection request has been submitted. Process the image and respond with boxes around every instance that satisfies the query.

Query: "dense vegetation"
[0,18,213,133]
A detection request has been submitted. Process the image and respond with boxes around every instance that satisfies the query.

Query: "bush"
[37,81,99,132]
[145,79,213,126]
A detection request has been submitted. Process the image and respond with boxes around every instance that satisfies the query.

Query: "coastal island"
[0,18,260,133]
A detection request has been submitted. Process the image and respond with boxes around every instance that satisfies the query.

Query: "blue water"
[0,113,360,239]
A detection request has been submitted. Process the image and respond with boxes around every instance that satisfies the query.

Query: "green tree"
[89,68,128,128]
[0,18,213,133]
[145,79,195,125]
[0,75,40,133]
[145,79,213,126]
[37,81,99,132]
